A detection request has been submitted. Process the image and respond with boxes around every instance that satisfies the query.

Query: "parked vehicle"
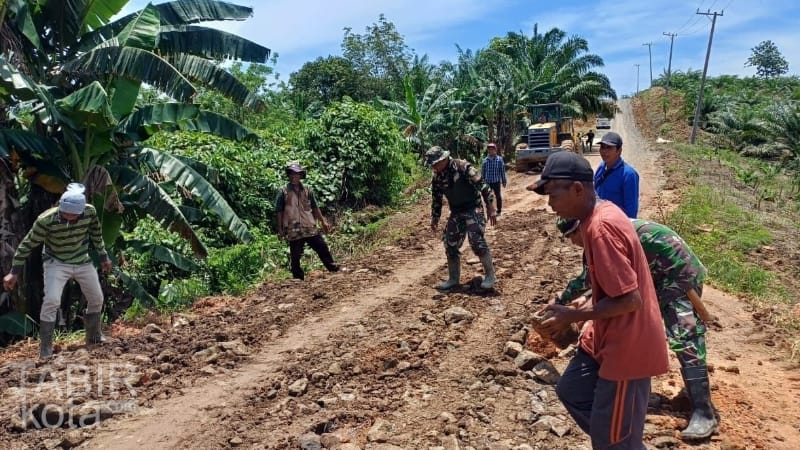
[596,116,612,129]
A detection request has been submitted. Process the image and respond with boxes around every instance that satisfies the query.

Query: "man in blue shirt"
[481,143,507,216]
[594,132,639,218]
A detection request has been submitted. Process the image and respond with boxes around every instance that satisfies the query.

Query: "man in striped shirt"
[481,143,507,216]
[3,183,112,358]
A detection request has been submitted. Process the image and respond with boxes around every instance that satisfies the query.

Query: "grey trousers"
[556,347,651,449]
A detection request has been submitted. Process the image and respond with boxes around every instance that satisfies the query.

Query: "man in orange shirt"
[530,151,668,449]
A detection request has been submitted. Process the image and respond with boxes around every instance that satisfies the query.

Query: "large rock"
[531,360,560,385]
[367,418,393,443]
[514,350,544,371]
[288,378,309,396]
[443,307,474,324]
[298,433,322,450]
[504,341,523,358]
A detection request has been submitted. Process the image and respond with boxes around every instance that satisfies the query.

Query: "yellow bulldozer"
[514,102,579,172]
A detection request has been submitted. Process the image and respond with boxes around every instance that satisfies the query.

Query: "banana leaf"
[63,46,196,102]
[78,0,255,53]
[158,25,270,63]
[55,81,116,130]
[118,103,258,142]
[109,165,208,258]
[114,3,160,50]
[112,267,157,307]
[165,54,263,109]
[124,240,200,272]
[139,147,252,243]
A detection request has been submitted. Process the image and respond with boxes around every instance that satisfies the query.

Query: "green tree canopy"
[746,40,789,78]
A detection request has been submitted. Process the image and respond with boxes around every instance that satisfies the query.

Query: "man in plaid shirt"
[481,143,507,215]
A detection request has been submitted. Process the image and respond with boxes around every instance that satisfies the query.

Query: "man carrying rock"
[555,217,718,440]
[3,183,112,359]
[426,146,497,290]
[529,151,668,449]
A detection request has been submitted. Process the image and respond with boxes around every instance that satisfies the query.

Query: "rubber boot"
[479,252,497,289]
[680,365,718,440]
[436,256,461,290]
[84,312,107,345]
[39,321,56,359]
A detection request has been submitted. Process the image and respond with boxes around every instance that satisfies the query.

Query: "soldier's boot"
[680,365,718,440]
[84,313,107,345]
[479,252,497,289]
[436,256,461,291]
[39,321,56,359]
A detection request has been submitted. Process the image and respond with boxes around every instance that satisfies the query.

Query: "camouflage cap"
[424,146,450,168]
[285,161,306,178]
[556,218,580,236]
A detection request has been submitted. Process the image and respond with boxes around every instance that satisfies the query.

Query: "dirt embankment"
[0,97,799,450]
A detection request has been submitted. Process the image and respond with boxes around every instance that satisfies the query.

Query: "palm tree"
[0,0,270,315]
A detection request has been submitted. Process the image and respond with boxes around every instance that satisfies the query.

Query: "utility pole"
[634,64,640,96]
[663,32,677,97]
[643,42,653,87]
[690,9,723,144]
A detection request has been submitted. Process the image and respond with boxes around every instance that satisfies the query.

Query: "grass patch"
[667,184,776,297]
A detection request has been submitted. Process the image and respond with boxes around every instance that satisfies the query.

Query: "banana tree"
[0,0,270,313]
[379,75,457,156]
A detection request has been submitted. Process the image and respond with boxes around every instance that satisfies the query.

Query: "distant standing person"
[529,151,668,449]
[275,162,340,280]
[585,129,595,152]
[425,146,497,290]
[594,131,639,218]
[481,143,507,216]
[3,183,112,359]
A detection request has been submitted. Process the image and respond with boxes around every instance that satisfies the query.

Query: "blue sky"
[120,0,799,97]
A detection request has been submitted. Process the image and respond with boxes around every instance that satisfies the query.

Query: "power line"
[690,9,724,144]
[675,0,708,33]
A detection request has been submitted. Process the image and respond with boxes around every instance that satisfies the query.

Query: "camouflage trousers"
[443,207,490,258]
[659,284,707,368]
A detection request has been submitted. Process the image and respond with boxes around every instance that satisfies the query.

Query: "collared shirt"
[12,205,108,273]
[594,158,639,218]
[481,155,507,184]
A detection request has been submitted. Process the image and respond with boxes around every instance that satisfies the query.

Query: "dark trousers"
[488,182,503,214]
[288,234,337,280]
[556,347,650,449]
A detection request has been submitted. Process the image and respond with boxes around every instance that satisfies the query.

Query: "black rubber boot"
[436,256,460,290]
[680,365,719,440]
[479,252,496,289]
[84,312,107,345]
[39,321,56,359]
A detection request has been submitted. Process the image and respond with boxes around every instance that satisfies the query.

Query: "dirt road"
[1,101,799,449]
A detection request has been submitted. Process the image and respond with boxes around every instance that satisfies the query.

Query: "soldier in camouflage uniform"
[425,146,498,289]
[555,217,718,440]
